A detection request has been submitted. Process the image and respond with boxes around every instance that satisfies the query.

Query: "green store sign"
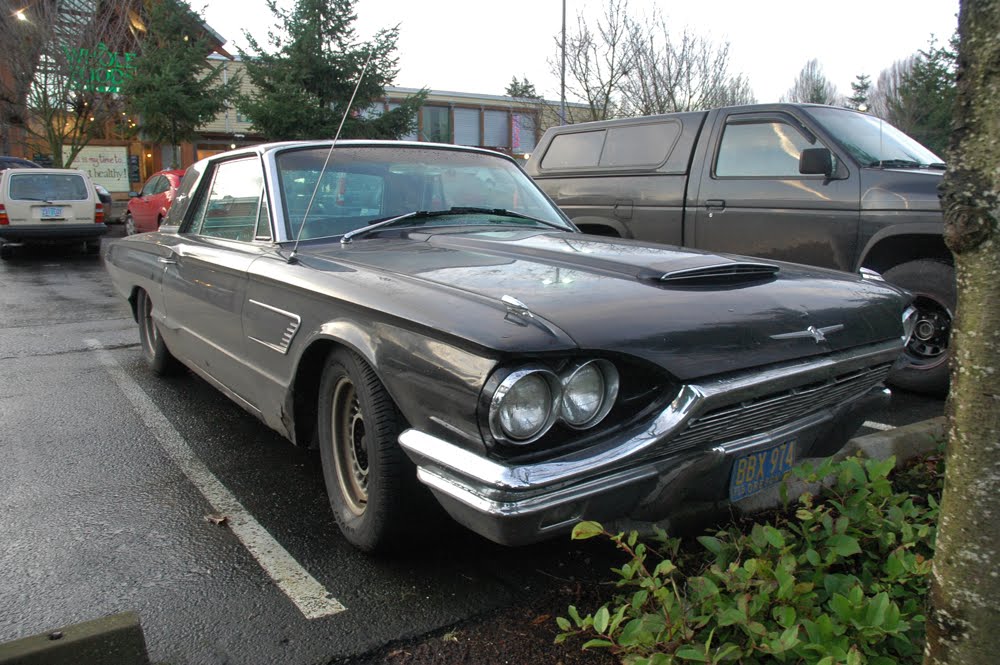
[64,42,136,93]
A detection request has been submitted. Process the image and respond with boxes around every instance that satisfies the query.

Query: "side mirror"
[129,191,139,198]
[799,148,834,177]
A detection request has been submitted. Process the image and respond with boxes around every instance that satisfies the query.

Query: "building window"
[453,108,481,146]
[512,113,537,153]
[484,110,509,148]
[421,106,450,143]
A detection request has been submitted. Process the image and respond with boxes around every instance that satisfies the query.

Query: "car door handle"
[705,199,726,210]
[158,257,177,265]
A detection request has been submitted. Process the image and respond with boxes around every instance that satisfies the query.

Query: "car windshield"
[275,145,573,240]
[806,107,942,168]
[8,172,89,201]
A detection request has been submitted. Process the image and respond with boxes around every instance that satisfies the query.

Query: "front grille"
[661,363,892,455]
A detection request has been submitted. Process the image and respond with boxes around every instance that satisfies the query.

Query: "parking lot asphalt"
[0,236,946,664]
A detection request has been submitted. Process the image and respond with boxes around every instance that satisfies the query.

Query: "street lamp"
[15,9,28,21]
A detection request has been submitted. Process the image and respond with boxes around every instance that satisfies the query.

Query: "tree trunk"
[924,2,1000,664]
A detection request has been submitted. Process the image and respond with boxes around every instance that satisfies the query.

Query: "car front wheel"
[884,259,955,397]
[124,213,137,236]
[318,348,416,553]
[136,289,180,375]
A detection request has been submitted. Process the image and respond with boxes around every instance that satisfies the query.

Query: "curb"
[0,612,149,665]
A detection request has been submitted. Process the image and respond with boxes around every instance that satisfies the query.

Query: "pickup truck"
[525,103,951,396]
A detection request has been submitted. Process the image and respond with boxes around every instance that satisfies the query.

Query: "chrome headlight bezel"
[488,366,561,445]
[486,359,623,447]
[559,359,620,429]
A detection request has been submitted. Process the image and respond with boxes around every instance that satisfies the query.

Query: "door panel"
[690,111,861,271]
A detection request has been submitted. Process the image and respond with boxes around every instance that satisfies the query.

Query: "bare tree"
[621,11,755,115]
[869,57,917,126]
[549,0,637,121]
[924,2,1000,663]
[0,0,139,165]
[549,0,754,121]
[781,58,840,105]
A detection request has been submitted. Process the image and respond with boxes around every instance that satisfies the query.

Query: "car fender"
[855,222,949,272]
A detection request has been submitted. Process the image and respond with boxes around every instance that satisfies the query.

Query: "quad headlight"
[560,360,620,429]
[488,360,620,445]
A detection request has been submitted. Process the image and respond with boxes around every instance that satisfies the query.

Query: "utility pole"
[560,0,566,125]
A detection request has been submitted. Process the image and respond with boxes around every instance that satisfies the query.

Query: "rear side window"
[8,173,89,201]
[540,122,678,170]
[601,122,678,167]
[540,130,605,169]
[715,121,815,177]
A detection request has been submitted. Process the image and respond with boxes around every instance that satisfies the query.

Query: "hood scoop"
[659,262,780,285]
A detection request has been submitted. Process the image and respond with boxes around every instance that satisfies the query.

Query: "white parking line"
[863,420,896,432]
[86,340,346,619]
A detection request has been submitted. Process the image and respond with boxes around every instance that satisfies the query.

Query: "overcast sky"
[202,0,959,104]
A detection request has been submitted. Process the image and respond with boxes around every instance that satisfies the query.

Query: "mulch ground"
[332,586,617,665]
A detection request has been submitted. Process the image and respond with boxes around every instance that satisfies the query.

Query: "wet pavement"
[0,231,945,664]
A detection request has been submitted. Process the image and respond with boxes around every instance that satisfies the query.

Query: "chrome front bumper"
[398,341,900,546]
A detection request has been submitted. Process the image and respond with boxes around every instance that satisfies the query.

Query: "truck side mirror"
[799,148,834,177]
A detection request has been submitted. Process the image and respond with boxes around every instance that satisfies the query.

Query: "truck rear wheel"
[883,260,954,397]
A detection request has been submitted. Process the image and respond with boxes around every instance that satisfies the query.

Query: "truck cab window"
[715,121,815,177]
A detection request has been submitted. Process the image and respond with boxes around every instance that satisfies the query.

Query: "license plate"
[41,206,64,218]
[729,440,796,502]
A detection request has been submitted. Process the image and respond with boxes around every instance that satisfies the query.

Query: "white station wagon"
[0,167,107,259]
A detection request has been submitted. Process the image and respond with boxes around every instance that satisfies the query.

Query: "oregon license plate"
[729,440,796,502]
[40,206,63,218]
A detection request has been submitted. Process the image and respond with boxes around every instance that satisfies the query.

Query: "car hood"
[297,229,907,380]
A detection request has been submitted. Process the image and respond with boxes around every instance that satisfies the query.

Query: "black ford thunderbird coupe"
[105,141,916,552]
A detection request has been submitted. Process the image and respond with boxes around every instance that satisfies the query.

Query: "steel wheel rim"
[125,215,135,235]
[140,295,158,356]
[904,294,952,370]
[331,377,369,516]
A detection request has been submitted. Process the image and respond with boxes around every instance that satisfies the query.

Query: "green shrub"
[556,454,941,664]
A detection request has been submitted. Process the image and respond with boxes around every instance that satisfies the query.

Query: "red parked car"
[125,169,185,235]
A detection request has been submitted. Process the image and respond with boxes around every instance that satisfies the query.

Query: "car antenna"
[287,48,374,265]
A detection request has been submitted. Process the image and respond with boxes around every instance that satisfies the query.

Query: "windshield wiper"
[922,162,947,170]
[867,159,923,169]
[341,206,568,244]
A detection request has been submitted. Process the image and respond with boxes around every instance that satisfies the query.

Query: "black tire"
[317,347,416,553]
[124,213,136,236]
[0,243,13,260]
[883,259,955,397]
[136,289,181,375]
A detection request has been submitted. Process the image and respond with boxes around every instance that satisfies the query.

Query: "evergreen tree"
[237,0,423,140]
[846,73,871,110]
[123,0,235,167]
[505,76,539,99]
[895,35,957,156]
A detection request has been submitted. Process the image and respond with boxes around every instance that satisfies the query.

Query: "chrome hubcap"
[141,296,158,355]
[331,378,368,516]
[904,295,951,369]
